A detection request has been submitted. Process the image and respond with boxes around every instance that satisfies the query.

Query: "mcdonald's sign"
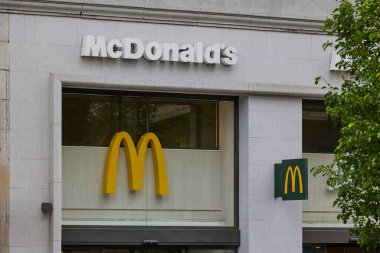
[274,158,308,200]
[103,131,169,195]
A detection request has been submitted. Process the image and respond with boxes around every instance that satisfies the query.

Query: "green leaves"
[313,0,380,249]
[369,32,380,41]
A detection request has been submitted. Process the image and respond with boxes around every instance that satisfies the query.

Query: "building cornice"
[0,0,325,34]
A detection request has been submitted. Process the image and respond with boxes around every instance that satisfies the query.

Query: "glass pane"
[63,94,119,146]
[146,101,234,227]
[303,246,325,253]
[302,100,340,153]
[148,98,217,149]
[327,247,344,253]
[345,247,377,253]
[62,91,234,228]
[119,96,147,144]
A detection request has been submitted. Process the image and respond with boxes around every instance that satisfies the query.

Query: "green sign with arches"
[274,158,308,200]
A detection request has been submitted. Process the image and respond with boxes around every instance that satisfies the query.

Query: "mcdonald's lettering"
[274,158,308,201]
[103,131,169,195]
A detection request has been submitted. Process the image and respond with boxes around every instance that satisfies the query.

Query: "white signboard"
[330,51,348,71]
[81,35,238,65]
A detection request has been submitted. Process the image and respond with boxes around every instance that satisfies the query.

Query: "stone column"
[0,13,9,253]
[239,95,303,253]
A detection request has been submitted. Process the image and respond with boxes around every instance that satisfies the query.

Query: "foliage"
[313,0,380,248]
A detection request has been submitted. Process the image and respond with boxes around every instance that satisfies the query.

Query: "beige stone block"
[0,70,7,100]
[0,14,9,42]
[0,129,8,168]
[0,100,7,130]
[0,43,9,70]
[9,217,49,247]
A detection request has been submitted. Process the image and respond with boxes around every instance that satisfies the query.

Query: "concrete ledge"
[57,73,325,99]
[0,0,324,33]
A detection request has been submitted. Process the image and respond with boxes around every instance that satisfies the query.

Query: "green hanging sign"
[274,158,308,200]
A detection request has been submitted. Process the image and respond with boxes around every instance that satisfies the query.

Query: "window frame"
[302,99,341,154]
[61,88,240,247]
[62,88,231,149]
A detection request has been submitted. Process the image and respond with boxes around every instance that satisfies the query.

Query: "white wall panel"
[62,148,234,226]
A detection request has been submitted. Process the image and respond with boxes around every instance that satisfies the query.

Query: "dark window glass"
[63,91,218,149]
[148,98,217,149]
[344,247,377,253]
[327,248,345,253]
[303,246,325,253]
[119,96,147,144]
[62,94,119,146]
[302,100,340,153]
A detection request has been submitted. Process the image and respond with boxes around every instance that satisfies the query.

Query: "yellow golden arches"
[103,131,169,195]
[284,165,303,194]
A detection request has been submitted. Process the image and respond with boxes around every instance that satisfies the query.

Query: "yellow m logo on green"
[103,131,169,195]
[284,166,303,195]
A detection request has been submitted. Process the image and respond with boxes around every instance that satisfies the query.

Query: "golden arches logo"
[284,166,303,195]
[103,131,169,195]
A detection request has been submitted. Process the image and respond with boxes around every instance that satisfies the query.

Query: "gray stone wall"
[240,96,302,253]
[0,12,9,253]
[25,0,338,20]
[0,0,340,33]
[6,13,340,253]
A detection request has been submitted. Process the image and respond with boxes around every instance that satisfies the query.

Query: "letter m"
[103,131,169,195]
[284,166,303,194]
[81,35,107,57]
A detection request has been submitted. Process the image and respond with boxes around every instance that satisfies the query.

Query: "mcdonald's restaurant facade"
[0,1,377,253]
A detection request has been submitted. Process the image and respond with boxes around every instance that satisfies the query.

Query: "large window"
[302,100,340,153]
[302,101,343,239]
[63,93,218,149]
[62,89,236,228]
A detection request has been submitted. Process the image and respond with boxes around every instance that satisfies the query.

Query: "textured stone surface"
[0,14,9,43]
[281,0,328,19]
[9,188,49,218]
[0,71,6,100]
[239,96,303,253]
[9,217,49,247]
[0,43,9,70]
[0,13,9,253]
[6,14,338,253]
[12,0,332,21]
[9,247,49,253]
[6,15,340,91]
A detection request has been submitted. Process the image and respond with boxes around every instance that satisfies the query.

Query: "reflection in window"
[63,91,218,150]
[62,94,119,146]
[302,100,340,153]
[119,97,147,145]
[149,98,217,149]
